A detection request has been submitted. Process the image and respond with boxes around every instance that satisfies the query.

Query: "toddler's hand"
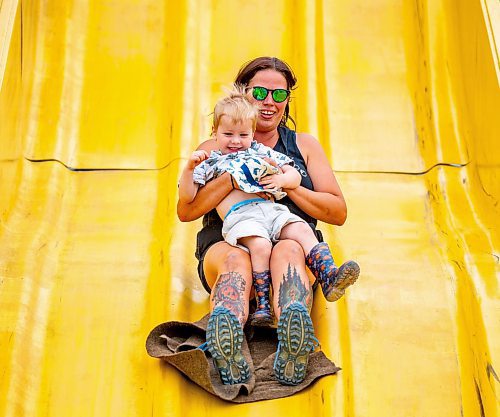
[187,150,209,169]
[262,157,283,173]
[259,174,284,192]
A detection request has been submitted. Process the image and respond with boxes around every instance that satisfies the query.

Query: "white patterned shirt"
[193,141,294,200]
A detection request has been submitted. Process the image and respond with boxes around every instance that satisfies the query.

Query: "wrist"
[227,173,235,190]
[284,185,300,193]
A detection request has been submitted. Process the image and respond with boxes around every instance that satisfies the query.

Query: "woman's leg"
[203,241,253,325]
[202,241,252,384]
[270,239,317,385]
[270,239,314,319]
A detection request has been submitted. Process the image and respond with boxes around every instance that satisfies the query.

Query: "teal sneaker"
[206,306,250,385]
[273,302,317,385]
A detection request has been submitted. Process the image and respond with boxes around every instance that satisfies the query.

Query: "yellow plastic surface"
[1,0,499,415]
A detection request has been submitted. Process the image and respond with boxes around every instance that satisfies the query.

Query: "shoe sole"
[206,306,250,385]
[324,261,360,302]
[274,302,315,386]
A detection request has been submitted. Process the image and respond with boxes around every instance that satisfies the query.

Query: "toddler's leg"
[280,222,360,302]
[279,221,318,254]
[238,236,274,327]
[305,242,360,302]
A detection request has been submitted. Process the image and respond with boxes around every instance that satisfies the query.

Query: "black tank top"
[195,126,321,261]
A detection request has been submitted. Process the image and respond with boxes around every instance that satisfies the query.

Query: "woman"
[177,57,359,386]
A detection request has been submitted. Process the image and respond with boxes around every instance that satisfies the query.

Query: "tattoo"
[305,291,313,312]
[211,271,246,323]
[278,264,310,310]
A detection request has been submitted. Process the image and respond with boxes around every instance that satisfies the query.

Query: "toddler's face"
[215,116,254,154]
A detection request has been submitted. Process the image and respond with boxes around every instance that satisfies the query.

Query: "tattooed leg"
[201,244,253,384]
[277,264,313,312]
[206,270,252,384]
[271,240,313,318]
[210,271,249,326]
[270,240,317,385]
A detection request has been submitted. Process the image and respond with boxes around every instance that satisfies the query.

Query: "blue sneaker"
[206,306,250,385]
[273,302,317,385]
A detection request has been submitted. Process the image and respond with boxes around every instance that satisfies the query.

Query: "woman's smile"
[260,109,276,119]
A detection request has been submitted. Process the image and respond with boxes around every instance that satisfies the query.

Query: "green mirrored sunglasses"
[251,86,290,103]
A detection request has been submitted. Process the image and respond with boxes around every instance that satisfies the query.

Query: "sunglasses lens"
[252,87,268,101]
[272,89,289,103]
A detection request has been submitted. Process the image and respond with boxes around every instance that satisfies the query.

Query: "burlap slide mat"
[146,314,340,403]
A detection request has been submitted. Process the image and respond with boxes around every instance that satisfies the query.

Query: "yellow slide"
[1,0,499,415]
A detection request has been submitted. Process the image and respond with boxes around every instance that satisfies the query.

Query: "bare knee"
[220,247,251,272]
[241,237,272,262]
[272,239,304,262]
[282,221,311,236]
[279,222,318,254]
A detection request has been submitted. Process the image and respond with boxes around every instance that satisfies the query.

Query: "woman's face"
[247,69,289,133]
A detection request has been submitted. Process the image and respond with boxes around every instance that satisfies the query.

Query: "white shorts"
[222,200,306,252]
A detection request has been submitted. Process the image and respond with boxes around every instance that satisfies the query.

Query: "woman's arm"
[284,133,347,225]
[176,139,234,222]
[177,172,233,222]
